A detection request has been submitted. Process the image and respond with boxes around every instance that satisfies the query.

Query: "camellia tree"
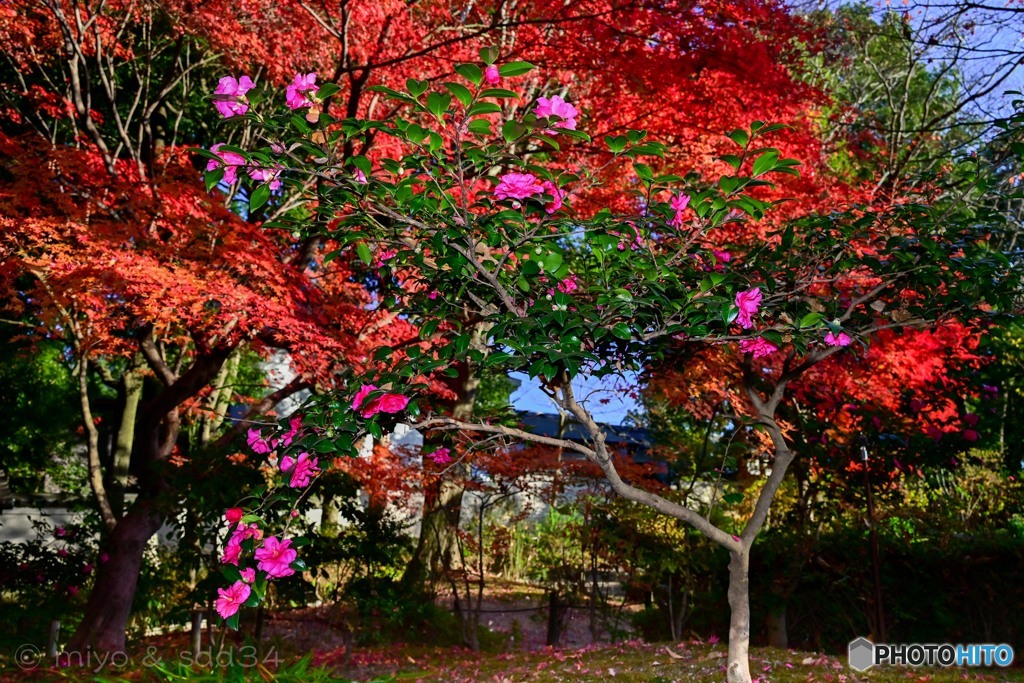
[209,52,1017,683]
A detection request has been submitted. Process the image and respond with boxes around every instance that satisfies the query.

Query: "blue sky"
[509,371,640,425]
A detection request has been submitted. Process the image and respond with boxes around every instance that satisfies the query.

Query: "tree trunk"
[65,499,164,652]
[726,550,752,683]
[69,344,231,652]
[766,609,788,649]
[110,362,143,517]
[403,324,489,589]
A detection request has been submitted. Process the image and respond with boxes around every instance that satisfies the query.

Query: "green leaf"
[480,88,520,99]
[468,119,493,136]
[406,79,429,98]
[752,150,779,177]
[225,612,240,630]
[634,163,653,183]
[498,61,534,77]
[249,184,271,212]
[455,63,483,86]
[611,323,632,340]
[479,46,499,65]
[799,312,824,328]
[443,82,473,108]
[426,92,452,118]
[467,101,502,117]
[317,83,341,100]
[356,242,372,266]
[604,135,627,153]
[502,120,528,142]
[204,167,225,192]
[720,154,743,170]
[727,129,749,147]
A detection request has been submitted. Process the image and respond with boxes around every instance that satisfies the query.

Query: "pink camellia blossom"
[668,193,690,228]
[354,169,368,184]
[376,393,410,414]
[254,537,297,579]
[285,72,318,109]
[246,427,278,455]
[215,580,251,619]
[376,248,397,266]
[248,165,282,191]
[484,65,501,85]
[352,384,411,418]
[213,75,255,118]
[57,549,68,558]
[55,527,67,538]
[739,337,778,358]
[82,563,93,574]
[428,291,439,300]
[221,541,242,566]
[734,287,762,329]
[240,568,256,583]
[352,384,377,414]
[427,447,452,465]
[542,180,564,214]
[67,585,79,597]
[534,95,578,132]
[963,413,980,427]
[713,249,732,263]
[962,429,979,442]
[227,522,263,552]
[207,144,246,185]
[280,451,320,488]
[225,507,244,525]
[280,415,302,448]
[557,275,580,294]
[494,172,545,202]
[824,331,852,347]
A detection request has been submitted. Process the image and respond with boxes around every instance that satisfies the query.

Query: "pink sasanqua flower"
[668,193,690,228]
[351,384,411,418]
[254,537,297,579]
[248,165,282,191]
[542,180,565,214]
[739,337,778,358]
[213,75,255,118]
[824,331,852,347]
[534,95,578,132]
[215,580,251,619]
[285,72,319,110]
[427,447,452,465]
[494,172,545,202]
[279,415,303,448]
[280,451,320,488]
[246,427,278,455]
[556,275,580,294]
[734,287,762,329]
[484,65,501,85]
[206,144,246,185]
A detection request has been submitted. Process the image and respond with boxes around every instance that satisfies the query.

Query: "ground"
[2,589,1022,682]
